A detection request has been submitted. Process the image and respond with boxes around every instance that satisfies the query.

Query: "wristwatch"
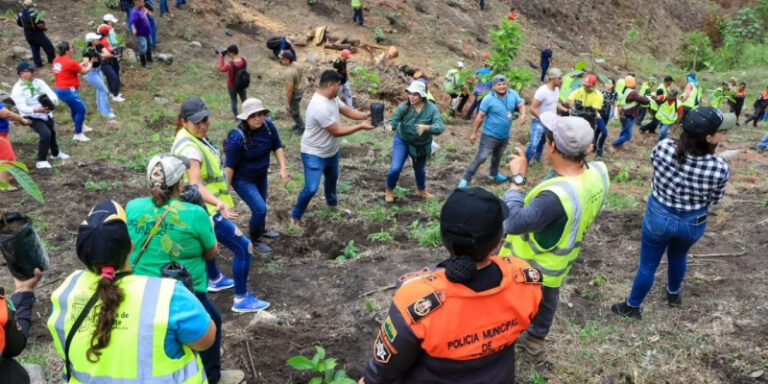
[510,173,526,186]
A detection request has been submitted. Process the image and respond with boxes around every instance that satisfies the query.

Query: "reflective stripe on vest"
[172,129,234,215]
[656,101,679,125]
[683,84,699,108]
[48,272,206,384]
[619,88,637,110]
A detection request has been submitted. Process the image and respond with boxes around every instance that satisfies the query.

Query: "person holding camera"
[83,33,116,119]
[218,45,249,119]
[567,74,607,157]
[1,267,43,384]
[11,61,69,169]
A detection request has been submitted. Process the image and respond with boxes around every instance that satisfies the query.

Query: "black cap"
[682,107,736,136]
[76,200,132,271]
[179,97,211,124]
[281,50,295,61]
[16,61,35,74]
[664,75,673,82]
[440,188,508,260]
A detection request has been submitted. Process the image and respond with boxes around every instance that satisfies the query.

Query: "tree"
[487,19,532,92]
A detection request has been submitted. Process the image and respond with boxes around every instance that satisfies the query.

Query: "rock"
[749,370,764,378]
[124,48,137,63]
[189,41,202,48]
[248,310,280,327]
[0,91,13,106]
[106,120,119,130]
[22,364,45,384]
[10,46,30,58]
[718,149,741,160]
[154,97,169,104]
[156,53,173,65]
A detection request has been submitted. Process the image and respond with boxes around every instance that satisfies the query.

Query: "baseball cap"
[16,61,35,74]
[664,75,674,82]
[341,49,352,59]
[440,188,508,259]
[281,50,295,61]
[237,98,271,120]
[649,76,657,83]
[405,80,427,97]
[103,13,119,23]
[546,67,563,80]
[682,107,736,136]
[492,74,507,85]
[180,97,211,124]
[76,201,132,272]
[540,112,594,157]
[85,33,102,44]
[147,153,190,189]
[583,74,597,87]
[456,61,465,68]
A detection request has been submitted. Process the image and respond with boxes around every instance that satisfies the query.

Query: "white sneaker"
[72,134,91,142]
[112,95,125,102]
[106,113,116,118]
[36,161,52,169]
[51,152,69,160]
[82,125,94,133]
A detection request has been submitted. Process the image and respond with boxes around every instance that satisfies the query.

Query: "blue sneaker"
[207,275,235,292]
[231,292,270,313]
[489,174,508,182]
[457,179,468,189]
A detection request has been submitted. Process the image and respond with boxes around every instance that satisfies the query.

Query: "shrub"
[677,31,714,71]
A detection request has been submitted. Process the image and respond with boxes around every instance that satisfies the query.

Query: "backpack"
[230,59,250,91]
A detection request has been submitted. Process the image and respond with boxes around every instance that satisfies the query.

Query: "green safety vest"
[498,162,609,288]
[48,271,207,383]
[683,84,699,108]
[443,69,460,94]
[639,82,653,109]
[618,88,637,110]
[648,97,659,112]
[351,0,361,7]
[655,100,679,125]
[615,79,626,98]
[172,128,234,215]
[559,76,574,103]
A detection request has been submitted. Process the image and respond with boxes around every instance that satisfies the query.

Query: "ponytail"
[174,113,185,134]
[86,267,124,362]
[56,41,70,56]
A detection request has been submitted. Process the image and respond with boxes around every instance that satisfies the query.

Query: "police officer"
[361,188,542,384]
[47,200,216,383]
[1,268,42,384]
[16,0,55,68]
[499,112,609,357]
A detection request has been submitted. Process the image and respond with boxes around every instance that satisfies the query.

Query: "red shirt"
[218,56,247,88]
[53,56,83,89]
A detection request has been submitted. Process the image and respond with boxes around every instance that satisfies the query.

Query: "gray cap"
[180,97,211,124]
[492,74,507,85]
[540,112,594,157]
[546,67,563,80]
[146,153,190,189]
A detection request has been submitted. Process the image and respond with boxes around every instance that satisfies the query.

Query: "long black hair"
[674,131,717,164]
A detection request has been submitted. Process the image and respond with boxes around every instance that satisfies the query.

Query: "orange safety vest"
[391,257,542,360]
[0,290,8,354]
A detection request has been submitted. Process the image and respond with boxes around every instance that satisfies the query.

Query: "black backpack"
[230,59,250,91]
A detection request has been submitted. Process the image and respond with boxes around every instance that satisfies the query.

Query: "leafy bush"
[409,220,441,247]
[486,19,531,92]
[676,31,714,71]
[286,346,356,384]
[349,66,382,95]
[335,240,359,261]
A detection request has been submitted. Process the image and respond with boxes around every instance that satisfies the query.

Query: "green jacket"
[389,100,444,159]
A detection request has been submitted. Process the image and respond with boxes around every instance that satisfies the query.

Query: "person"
[639,88,664,135]
[53,41,93,142]
[120,0,134,31]
[130,0,154,69]
[744,85,768,127]
[16,0,54,68]
[463,64,492,121]
[218,45,248,119]
[158,0,172,16]
[499,112,609,356]
[540,44,553,82]
[526,67,566,164]
[444,61,468,116]
[351,0,364,26]
[47,200,214,383]
[281,51,305,134]
[507,7,518,20]
[0,267,42,384]
[757,132,768,153]
[599,78,618,126]
[98,14,120,47]
[731,82,747,125]
[635,76,656,126]
[612,76,650,148]
[97,14,124,103]
[384,81,444,202]
[333,49,354,107]
[289,70,374,225]
[458,75,526,188]
[612,108,734,320]
[709,82,734,110]
[82,33,116,119]
[126,154,245,384]
[267,36,295,60]
[172,97,271,313]
[11,61,69,169]
[680,72,700,114]
[657,75,673,99]
[224,98,288,254]
[567,74,606,156]
[360,188,542,384]
[0,101,32,190]
[655,88,683,141]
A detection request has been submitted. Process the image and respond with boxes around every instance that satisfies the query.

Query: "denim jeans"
[386,133,427,190]
[527,286,559,339]
[232,175,268,230]
[83,69,113,117]
[462,133,508,182]
[352,7,364,25]
[479,0,485,10]
[176,0,186,6]
[25,32,55,67]
[206,213,252,297]
[28,118,59,161]
[291,152,339,220]
[626,195,708,307]
[595,117,608,155]
[228,86,247,118]
[464,97,481,120]
[758,133,768,151]
[195,292,221,384]
[148,15,157,48]
[100,60,120,97]
[54,88,86,134]
[337,82,353,107]
[524,118,546,164]
[159,0,169,15]
[136,35,149,55]
[658,124,675,141]
[612,115,635,147]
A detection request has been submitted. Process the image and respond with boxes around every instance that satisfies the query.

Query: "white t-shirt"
[301,92,345,158]
[533,84,560,117]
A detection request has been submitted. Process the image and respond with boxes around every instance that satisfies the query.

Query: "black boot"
[146,49,154,63]
[611,301,642,320]
[249,225,272,254]
[666,288,682,307]
[140,54,146,67]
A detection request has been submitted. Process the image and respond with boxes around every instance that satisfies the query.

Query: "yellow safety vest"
[683,84,699,109]
[172,128,234,215]
[615,79,626,101]
[48,271,206,383]
[351,0,361,7]
[618,88,637,110]
[499,162,609,288]
[656,100,679,125]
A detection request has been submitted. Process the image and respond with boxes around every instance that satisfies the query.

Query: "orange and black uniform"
[363,257,542,384]
[0,288,36,384]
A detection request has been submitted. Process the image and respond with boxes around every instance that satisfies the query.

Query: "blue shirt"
[224,119,282,181]
[479,90,523,139]
[540,49,553,65]
[0,102,9,134]
[164,281,211,358]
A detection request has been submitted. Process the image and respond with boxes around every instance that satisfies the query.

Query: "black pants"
[228,86,247,118]
[195,292,221,384]
[25,32,54,67]
[28,118,59,161]
[640,117,660,133]
[0,358,29,384]
[101,59,120,97]
[745,108,767,127]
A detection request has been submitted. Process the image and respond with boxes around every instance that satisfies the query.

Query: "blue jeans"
[176,0,186,6]
[159,0,169,15]
[148,15,157,48]
[338,82,353,107]
[195,292,221,383]
[595,117,608,155]
[626,195,708,307]
[612,115,635,147]
[136,35,149,55]
[758,133,768,151]
[386,133,427,190]
[54,88,86,134]
[291,152,339,220]
[464,96,481,120]
[83,69,113,117]
[232,175,268,229]
[479,0,485,9]
[524,118,547,164]
[658,124,675,141]
[462,133,508,182]
[207,213,252,297]
[352,7,364,25]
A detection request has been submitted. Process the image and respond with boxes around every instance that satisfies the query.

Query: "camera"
[215,49,228,56]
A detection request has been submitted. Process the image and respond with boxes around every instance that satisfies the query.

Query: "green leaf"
[7,165,43,203]
[324,358,338,371]
[574,61,588,71]
[286,356,315,370]
[0,181,8,189]
[314,345,326,361]
[308,378,322,384]
[597,74,610,85]
[138,214,150,228]
[167,213,187,228]
[9,161,28,172]
[149,226,160,237]
[334,370,349,380]
[160,234,174,253]
[332,378,357,384]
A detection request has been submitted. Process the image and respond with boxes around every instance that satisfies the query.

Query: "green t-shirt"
[126,197,216,293]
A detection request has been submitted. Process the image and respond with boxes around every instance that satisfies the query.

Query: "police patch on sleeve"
[522,268,543,283]
[374,332,393,363]
[406,292,442,323]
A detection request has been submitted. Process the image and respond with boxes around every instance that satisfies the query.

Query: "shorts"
[0,132,17,162]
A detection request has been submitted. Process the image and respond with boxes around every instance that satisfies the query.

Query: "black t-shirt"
[83,45,104,68]
[333,58,348,84]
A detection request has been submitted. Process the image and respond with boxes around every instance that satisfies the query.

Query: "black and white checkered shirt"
[651,139,730,211]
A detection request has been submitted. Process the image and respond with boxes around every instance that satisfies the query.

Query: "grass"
[408,219,441,247]
[367,230,394,243]
[605,191,640,211]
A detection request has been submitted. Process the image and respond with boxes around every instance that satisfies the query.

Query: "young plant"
[350,66,382,95]
[286,345,357,384]
[367,231,394,243]
[335,240,359,261]
[0,161,43,203]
